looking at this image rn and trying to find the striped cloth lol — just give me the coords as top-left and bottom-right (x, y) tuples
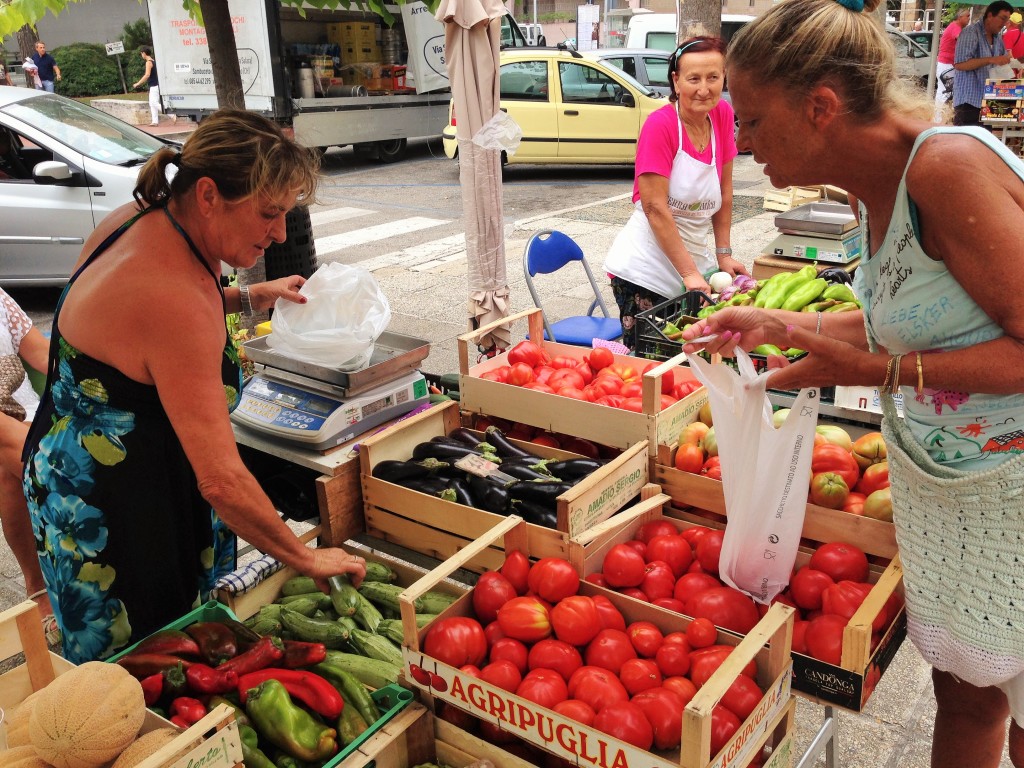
(214, 554), (287, 596)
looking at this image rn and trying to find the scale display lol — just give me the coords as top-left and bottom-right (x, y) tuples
(232, 370), (428, 449)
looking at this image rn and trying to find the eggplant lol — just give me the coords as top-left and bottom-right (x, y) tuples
(412, 441), (486, 463)
(484, 426), (536, 459)
(447, 428), (496, 453)
(511, 499), (559, 528)
(508, 480), (573, 505)
(396, 475), (450, 496)
(543, 458), (604, 482)
(372, 459), (451, 484)
(500, 463), (556, 482)
(445, 477), (476, 508)
(469, 475), (513, 515)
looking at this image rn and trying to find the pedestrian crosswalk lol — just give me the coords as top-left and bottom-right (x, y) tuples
(313, 216), (451, 258)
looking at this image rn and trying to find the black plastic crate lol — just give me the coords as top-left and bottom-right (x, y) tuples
(263, 206), (318, 281)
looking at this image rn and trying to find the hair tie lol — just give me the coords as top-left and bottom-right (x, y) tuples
(168, 154), (181, 167)
(834, 0), (865, 11)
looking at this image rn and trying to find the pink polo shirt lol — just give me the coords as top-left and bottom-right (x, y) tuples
(938, 22), (964, 65)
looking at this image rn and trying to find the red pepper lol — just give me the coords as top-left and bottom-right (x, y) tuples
(170, 715), (192, 729)
(185, 622), (238, 666)
(133, 629), (201, 658)
(185, 663), (239, 695)
(117, 653), (194, 680)
(140, 673), (164, 707)
(281, 640), (327, 669)
(238, 669), (344, 720)
(170, 697), (207, 726)
(163, 662), (189, 699)
(217, 635), (285, 676)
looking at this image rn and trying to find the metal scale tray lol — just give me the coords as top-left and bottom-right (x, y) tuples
(774, 202), (857, 238)
(242, 332), (430, 397)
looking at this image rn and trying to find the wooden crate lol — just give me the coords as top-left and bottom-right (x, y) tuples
(0, 601), (242, 768)
(635, 488), (905, 712)
(763, 186), (823, 212)
(400, 516), (795, 768)
(458, 308), (708, 453)
(359, 400), (652, 573)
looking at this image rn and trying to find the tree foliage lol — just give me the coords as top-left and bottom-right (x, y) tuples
(120, 17), (151, 51)
(53, 41), (145, 97)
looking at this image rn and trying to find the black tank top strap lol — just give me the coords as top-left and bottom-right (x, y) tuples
(163, 207), (227, 307)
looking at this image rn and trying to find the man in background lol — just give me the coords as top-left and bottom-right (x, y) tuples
(936, 7), (972, 121)
(1004, 11), (1024, 73)
(31, 42), (61, 93)
(952, 0), (1013, 126)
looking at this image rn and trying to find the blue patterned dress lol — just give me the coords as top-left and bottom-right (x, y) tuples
(22, 207), (240, 663)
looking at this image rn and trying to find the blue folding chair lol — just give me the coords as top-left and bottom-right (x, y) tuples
(522, 229), (623, 346)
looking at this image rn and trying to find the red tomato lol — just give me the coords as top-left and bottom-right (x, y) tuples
(516, 668), (569, 708)
(480, 659), (522, 692)
(680, 526), (711, 548)
(673, 380), (702, 400)
(590, 376), (623, 397)
(478, 720), (517, 744)
(560, 436), (601, 458)
(585, 347), (615, 373)
(674, 572), (721, 604)
(843, 491), (866, 515)
(527, 558), (580, 603)
(855, 461), (890, 496)
(473, 571), (518, 624)
(423, 617), (487, 668)
(619, 658), (662, 695)
(584, 628), (637, 674)
(528, 638), (583, 682)
(549, 368), (586, 390)
(500, 550), (531, 595)
(458, 664), (481, 678)
(550, 355), (582, 370)
(710, 705), (741, 756)
(720, 674), (764, 721)
(684, 586), (760, 635)
(523, 382), (556, 394)
(603, 543), (647, 588)
(805, 614), (848, 665)
(621, 588), (650, 602)
(821, 580), (875, 623)
(652, 597), (687, 612)
(480, 367), (511, 383)
(662, 676), (698, 708)
(530, 432), (561, 449)
(695, 529), (725, 574)
(626, 621), (664, 657)
(438, 702), (475, 731)
(654, 641), (691, 677)
(851, 431), (887, 470)
(489, 637), (529, 674)
(686, 617), (718, 648)
(605, 363), (640, 384)
(592, 702), (654, 750)
(553, 698), (597, 726)
(507, 362), (535, 387)
(567, 666), (629, 712)
(550, 595), (601, 647)
(640, 560), (676, 602)
(533, 365), (556, 385)
(636, 520), (678, 544)
(496, 596), (551, 642)
(508, 341), (545, 368)
(701, 455), (722, 481)
(483, 620), (505, 647)
(508, 425), (536, 441)
(809, 471), (850, 509)
(573, 362), (594, 385)
(662, 631), (690, 647)
(622, 539), (647, 559)
(809, 542), (870, 583)
(792, 620), (810, 654)
(620, 381), (644, 399)
(591, 595), (627, 631)
(689, 645), (757, 688)
(643, 361), (676, 395)
(811, 443), (861, 491)
(595, 394), (626, 408)
(674, 443), (705, 473)
(789, 567), (836, 611)
(584, 572), (607, 587)
(619, 397), (645, 412)
(632, 687), (685, 750)
(646, 535), (694, 577)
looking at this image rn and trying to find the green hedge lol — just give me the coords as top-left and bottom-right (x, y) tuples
(54, 43), (146, 98)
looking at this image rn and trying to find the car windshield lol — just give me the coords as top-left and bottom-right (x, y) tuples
(603, 64), (654, 96)
(3, 94), (165, 166)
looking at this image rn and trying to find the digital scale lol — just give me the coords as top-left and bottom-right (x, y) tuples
(231, 332), (431, 450)
(766, 202), (861, 264)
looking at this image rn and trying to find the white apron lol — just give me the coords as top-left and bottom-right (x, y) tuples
(605, 111), (721, 298)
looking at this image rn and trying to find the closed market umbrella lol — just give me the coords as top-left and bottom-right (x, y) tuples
(436, 0), (511, 352)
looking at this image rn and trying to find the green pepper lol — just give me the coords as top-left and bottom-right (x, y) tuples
(752, 344), (786, 357)
(825, 301), (861, 312)
(239, 725), (277, 768)
(210, 695), (251, 728)
(822, 283), (858, 303)
(781, 277), (827, 312)
(768, 267), (818, 310)
(245, 679), (338, 762)
(783, 347), (806, 358)
(801, 299), (841, 313)
(754, 272), (794, 308)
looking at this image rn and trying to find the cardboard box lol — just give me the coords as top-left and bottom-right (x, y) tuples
(343, 44), (383, 64)
(752, 255), (860, 281)
(327, 21), (378, 47)
(832, 385), (905, 417)
(359, 400), (652, 573)
(981, 99), (1022, 122)
(984, 79), (1024, 98)
(0, 601), (242, 768)
(459, 308), (708, 452)
(401, 515), (796, 768)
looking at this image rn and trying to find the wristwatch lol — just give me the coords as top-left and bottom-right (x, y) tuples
(239, 286), (254, 316)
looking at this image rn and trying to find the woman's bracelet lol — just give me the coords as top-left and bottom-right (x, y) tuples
(815, 311), (822, 335)
(882, 353), (904, 394)
(915, 352), (924, 395)
(715, 247), (733, 256)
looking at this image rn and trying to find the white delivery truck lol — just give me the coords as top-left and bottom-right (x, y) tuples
(148, 0), (527, 162)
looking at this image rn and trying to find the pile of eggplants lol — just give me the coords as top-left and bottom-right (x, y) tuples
(370, 426), (604, 528)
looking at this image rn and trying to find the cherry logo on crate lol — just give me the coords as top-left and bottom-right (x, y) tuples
(408, 657), (448, 693)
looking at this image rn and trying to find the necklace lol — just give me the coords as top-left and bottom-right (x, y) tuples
(681, 114), (711, 152)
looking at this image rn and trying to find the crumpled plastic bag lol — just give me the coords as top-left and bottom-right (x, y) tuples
(472, 111), (522, 154)
(267, 262), (391, 371)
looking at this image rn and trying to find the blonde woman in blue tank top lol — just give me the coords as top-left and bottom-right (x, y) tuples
(682, 0), (1024, 765)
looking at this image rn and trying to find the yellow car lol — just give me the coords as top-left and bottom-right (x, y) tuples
(441, 47), (666, 166)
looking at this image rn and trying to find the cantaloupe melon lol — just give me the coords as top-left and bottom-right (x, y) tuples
(1, 745), (52, 768)
(6, 688), (45, 748)
(110, 728), (179, 768)
(28, 661), (146, 768)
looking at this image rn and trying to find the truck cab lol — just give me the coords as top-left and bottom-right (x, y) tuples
(625, 13), (754, 51)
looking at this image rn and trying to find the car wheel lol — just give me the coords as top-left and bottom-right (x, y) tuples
(377, 138), (408, 163)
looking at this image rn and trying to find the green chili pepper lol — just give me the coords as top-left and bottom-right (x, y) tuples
(245, 679), (338, 763)
(209, 695), (251, 728)
(752, 344), (786, 357)
(767, 267), (818, 310)
(822, 283), (858, 303)
(239, 725), (277, 768)
(754, 271), (795, 308)
(781, 277), (827, 312)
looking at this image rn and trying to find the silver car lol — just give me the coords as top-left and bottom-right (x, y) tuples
(588, 48), (673, 97)
(0, 86), (170, 286)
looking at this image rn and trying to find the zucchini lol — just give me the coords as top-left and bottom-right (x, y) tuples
(357, 582), (407, 613)
(323, 651), (400, 689)
(376, 619), (404, 645)
(336, 615), (359, 633)
(336, 695), (370, 745)
(274, 597), (319, 617)
(279, 609), (350, 649)
(363, 561), (398, 584)
(419, 591), (459, 615)
(353, 590), (384, 633)
(349, 628), (403, 667)
(314, 662), (382, 729)
(329, 575), (360, 617)
(280, 575), (319, 596)
(277, 592), (333, 613)
(247, 603), (284, 623)
(246, 618), (283, 637)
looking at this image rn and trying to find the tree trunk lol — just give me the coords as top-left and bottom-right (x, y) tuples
(677, 0), (720, 40)
(198, 0), (245, 109)
(16, 23), (36, 63)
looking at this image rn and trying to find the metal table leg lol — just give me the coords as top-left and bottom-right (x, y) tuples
(796, 705), (837, 768)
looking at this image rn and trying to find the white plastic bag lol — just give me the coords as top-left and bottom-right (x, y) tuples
(267, 262), (392, 371)
(990, 63), (1017, 80)
(686, 350), (820, 604)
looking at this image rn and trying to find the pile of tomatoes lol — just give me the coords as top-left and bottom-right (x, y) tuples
(588, 518), (902, 666)
(476, 341), (702, 412)
(672, 415), (892, 521)
(421, 551), (766, 759)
